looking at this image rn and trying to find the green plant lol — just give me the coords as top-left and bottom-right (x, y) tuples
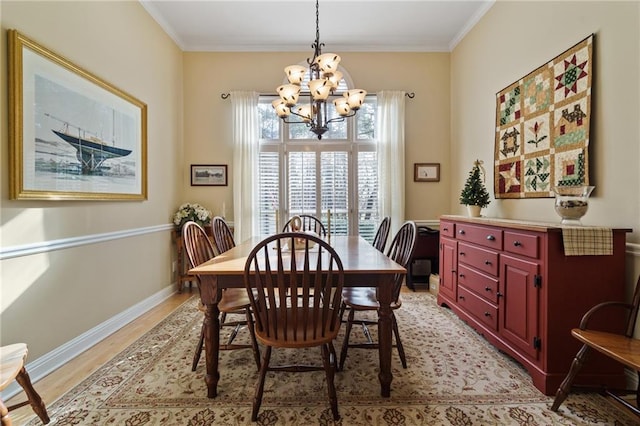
(459, 160), (491, 208)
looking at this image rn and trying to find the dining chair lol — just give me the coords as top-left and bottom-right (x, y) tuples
(338, 220), (417, 371)
(182, 221), (261, 372)
(212, 216), (235, 254)
(282, 214), (327, 236)
(0, 343), (50, 425)
(372, 216), (391, 252)
(551, 274), (640, 415)
(244, 232), (344, 422)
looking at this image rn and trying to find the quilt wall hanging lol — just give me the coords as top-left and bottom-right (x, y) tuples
(494, 34), (593, 198)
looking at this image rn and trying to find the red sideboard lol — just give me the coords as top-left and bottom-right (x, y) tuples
(437, 215), (631, 395)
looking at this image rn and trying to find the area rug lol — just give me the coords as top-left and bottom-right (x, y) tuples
(27, 292), (638, 425)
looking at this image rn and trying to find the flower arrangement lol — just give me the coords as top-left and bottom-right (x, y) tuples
(172, 203), (212, 230)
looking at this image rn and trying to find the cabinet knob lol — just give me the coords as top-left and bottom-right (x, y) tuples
(496, 291), (503, 298)
(459, 295), (465, 300)
(459, 252), (465, 256)
(458, 229), (466, 235)
(484, 312), (491, 317)
(513, 241), (522, 247)
(486, 235), (495, 241)
(443, 227), (449, 232)
(459, 273), (465, 278)
(485, 286), (492, 292)
(484, 260), (492, 265)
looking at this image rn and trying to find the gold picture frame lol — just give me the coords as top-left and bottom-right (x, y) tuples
(414, 163), (440, 182)
(8, 29), (148, 200)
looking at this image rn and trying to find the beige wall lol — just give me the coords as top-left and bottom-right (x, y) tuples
(451, 1), (640, 292)
(1, 1), (183, 359)
(2, 0), (639, 366)
(182, 51), (452, 221)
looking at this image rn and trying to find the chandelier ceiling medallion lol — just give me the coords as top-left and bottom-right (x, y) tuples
(271, 0), (367, 140)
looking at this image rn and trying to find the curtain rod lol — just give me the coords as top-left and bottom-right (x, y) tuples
(220, 92), (415, 100)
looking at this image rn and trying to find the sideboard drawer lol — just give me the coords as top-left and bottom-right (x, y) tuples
(458, 264), (499, 304)
(456, 223), (503, 250)
(458, 242), (499, 276)
(457, 286), (498, 331)
(504, 231), (540, 259)
(440, 221), (455, 238)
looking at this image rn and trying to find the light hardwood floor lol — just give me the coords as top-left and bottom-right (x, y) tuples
(5, 289), (195, 425)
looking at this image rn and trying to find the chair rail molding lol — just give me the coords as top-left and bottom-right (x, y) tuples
(0, 224), (173, 260)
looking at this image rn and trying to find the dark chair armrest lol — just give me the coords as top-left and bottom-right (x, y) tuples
(579, 301), (633, 329)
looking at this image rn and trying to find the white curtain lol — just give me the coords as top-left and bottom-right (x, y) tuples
(231, 91), (259, 242)
(377, 90), (406, 236)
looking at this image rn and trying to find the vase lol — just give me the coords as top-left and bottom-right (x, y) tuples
(554, 185), (595, 225)
(467, 205), (482, 217)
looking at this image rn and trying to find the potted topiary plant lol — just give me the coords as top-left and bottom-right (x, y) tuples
(459, 159), (491, 217)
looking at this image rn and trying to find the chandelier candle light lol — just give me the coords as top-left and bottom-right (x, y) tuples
(271, 0), (367, 140)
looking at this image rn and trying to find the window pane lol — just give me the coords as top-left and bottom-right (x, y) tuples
(258, 152), (279, 235)
(288, 152), (316, 215)
(358, 151), (379, 242)
(357, 100), (376, 140)
(321, 152), (349, 235)
(259, 100), (280, 140)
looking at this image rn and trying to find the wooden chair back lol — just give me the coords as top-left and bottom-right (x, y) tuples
(387, 221), (417, 303)
(212, 216), (235, 253)
(181, 220), (218, 297)
(372, 216), (391, 252)
(182, 221), (216, 269)
(244, 232), (344, 345)
(282, 214), (327, 237)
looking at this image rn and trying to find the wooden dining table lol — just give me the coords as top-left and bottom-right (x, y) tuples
(189, 235), (406, 399)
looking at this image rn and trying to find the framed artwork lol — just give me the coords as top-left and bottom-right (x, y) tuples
(494, 34), (593, 199)
(414, 163), (440, 182)
(8, 29), (147, 201)
(191, 164), (228, 186)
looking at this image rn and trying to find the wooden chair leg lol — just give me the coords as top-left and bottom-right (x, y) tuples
(192, 321), (205, 371)
(245, 308), (261, 370)
(391, 314), (407, 368)
(252, 346), (271, 422)
(15, 367), (50, 424)
(321, 343), (340, 421)
(0, 399), (12, 426)
(339, 309), (355, 371)
(338, 301), (347, 323)
(637, 371), (640, 408)
(219, 312), (227, 329)
(551, 344), (591, 411)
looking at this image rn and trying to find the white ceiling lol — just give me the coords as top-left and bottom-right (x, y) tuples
(140, 0), (495, 52)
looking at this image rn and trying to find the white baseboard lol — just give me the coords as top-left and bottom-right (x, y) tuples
(2, 285), (176, 400)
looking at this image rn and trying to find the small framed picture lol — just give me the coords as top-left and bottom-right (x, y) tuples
(191, 164), (227, 186)
(414, 163), (440, 182)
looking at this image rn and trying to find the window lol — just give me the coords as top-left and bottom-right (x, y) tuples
(257, 88), (379, 241)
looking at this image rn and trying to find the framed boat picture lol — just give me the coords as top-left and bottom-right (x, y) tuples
(191, 164), (228, 186)
(8, 29), (147, 200)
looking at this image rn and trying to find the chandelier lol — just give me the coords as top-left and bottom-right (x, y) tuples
(271, 0), (367, 140)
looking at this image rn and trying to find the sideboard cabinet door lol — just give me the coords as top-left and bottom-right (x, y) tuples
(499, 254), (540, 359)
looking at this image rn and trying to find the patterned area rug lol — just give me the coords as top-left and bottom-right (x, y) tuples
(28, 292), (638, 425)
